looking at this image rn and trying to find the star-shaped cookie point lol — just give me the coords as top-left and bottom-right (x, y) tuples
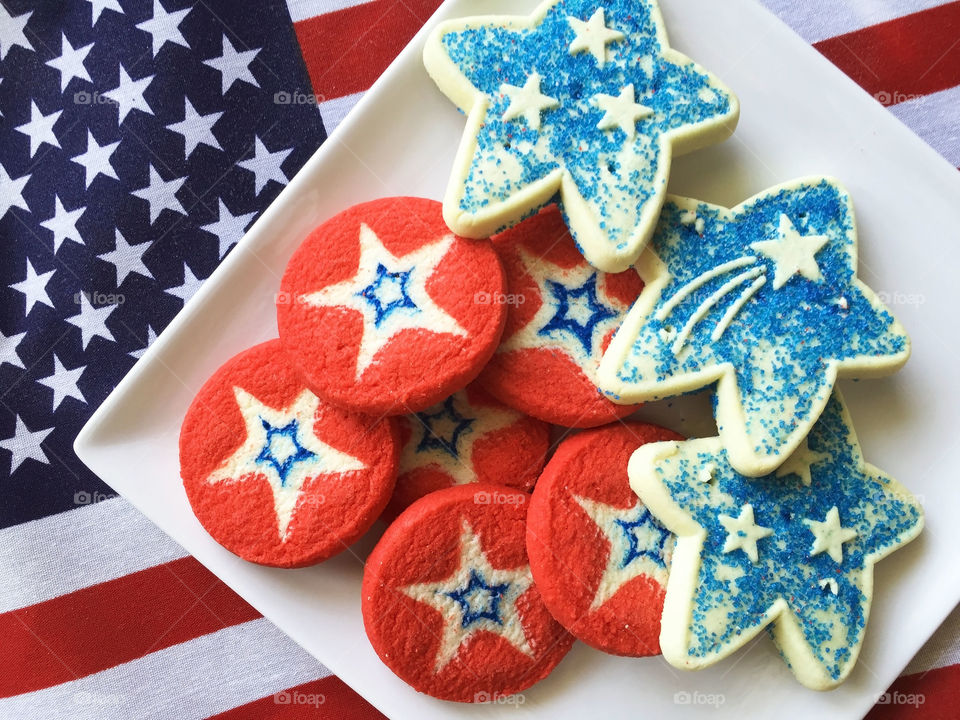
(425, 0), (739, 272)
(594, 85), (652, 138)
(208, 388), (366, 539)
(600, 178), (911, 476)
(574, 496), (670, 609)
(628, 393), (923, 689)
(718, 504), (773, 564)
(402, 520), (533, 671)
(300, 223), (467, 380)
(804, 506), (858, 564)
(567, 8), (623, 67)
(501, 72), (559, 130)
(751, 214), (830, 290)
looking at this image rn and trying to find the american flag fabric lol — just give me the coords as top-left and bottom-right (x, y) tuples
(0, 0), (957, 717)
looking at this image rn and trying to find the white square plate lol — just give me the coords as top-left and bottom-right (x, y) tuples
(75, 0), (960, 717)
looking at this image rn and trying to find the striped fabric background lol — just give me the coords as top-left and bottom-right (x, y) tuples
(2, 0), (958, 718)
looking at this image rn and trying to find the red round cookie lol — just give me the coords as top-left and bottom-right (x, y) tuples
(179, 340), (398, 568)
(385, 383), (550, 521)
(477, 204), (643, 427)
(362, 484), (573, 702)
(526, 422), (683, 656)
(277, 197), (506, 415)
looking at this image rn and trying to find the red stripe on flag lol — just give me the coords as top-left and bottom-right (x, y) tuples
(207, 675), (387, 720)
(814, 1), (960, 105)
(866, 663), (960, 720)
(293, 0), (444, 102)
(0, 557), (260, 697)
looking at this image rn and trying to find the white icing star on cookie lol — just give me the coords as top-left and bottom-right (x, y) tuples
(719, 504), (772, 563)
(594, 84), (652, 139)
(501, 72), (559, 130)
(804, 506), (858, 564)
(751, 214), (829, 290)
(567, 8), (624, 67)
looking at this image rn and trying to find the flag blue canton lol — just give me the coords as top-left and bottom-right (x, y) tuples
(0, 0), (328, 529)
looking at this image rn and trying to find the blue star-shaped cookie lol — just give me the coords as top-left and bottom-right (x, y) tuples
(424, 0), (738, 272)
(628, 392), (923, 689)
(599, 177), (910, 476)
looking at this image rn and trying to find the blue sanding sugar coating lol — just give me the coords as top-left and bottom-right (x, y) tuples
(440, 0), (732, 252)
(615, 180), (908, 457)
(654, 395), (922, 680)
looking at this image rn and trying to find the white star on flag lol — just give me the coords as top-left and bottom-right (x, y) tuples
(207, 388), (366, 539)
(37, 355), (86, 412)
(132, 165), (187, 223)
(203, 35), (260, 94)
(45, 33), (94, 91)
(574, 495), (671, 609)
(0, 7), (33, 60)
(238, 136), (291, 195)
(200, 199), (255, 258)
(300, 224), (467, 380)
(98, 229), (153, 285)
(0, 416), (53, 474)
(402, 520), (533, 671)
(104, 64), (155, 122)
(40, 196), (85, 252)
(1, 330), (27, 370)
(136, 0), (192, 57)
(10, 259), (55, 315)
(167, 98), (223, 158)
(751, 214), (830, 290)
(15, 101), (62, 157)
(70, 130), (120, 188)
(0, 164), (30, 219)
(87, 0), (124, 25)
(164, 263), (205, 304)
(130, 326), (158, 360)
(66, 293), (117, 349)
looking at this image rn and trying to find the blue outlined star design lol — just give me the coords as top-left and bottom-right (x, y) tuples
(539, 274), (617, 356)
(445, 569), (510, 628)
(615, 506), (670, 569)
(415, 395), (475, 459)
(574, 495), (672, 610)
(208, 389), (366, 539)
(255, 418), (318, 488)
(358, 263), (419, 328)
(600, 178), (910, 476)
(402, 520), (533, 671)
(424, 0), (738, 272)
(628, 392), (923, 689)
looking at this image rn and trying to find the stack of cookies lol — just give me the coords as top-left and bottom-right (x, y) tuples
(179, 0), (923, 704)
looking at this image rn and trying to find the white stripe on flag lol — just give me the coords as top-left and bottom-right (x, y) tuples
(0, 498), (186, 613)
(888, 84), (960, 168)
(318, 91), (364, 134)
(905, 604), (960, 674)
(0, 618), (328, 718)
(759, 0), (949, 44)
(286, 0), (375, 23)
